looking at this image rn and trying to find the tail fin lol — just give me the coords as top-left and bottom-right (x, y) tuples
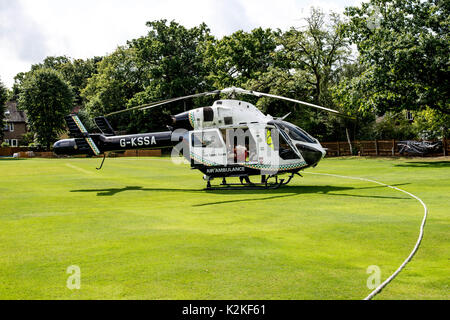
(64, 114), (101, 156)
(94, 116), (115, 136)
(65, 114), (87, 138)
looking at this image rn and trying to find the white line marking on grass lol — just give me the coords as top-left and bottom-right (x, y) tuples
(304, 172), (428, 300)
(66, 163), (93, 175)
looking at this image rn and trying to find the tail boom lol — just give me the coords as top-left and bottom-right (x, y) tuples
(54, 114), (178, 156)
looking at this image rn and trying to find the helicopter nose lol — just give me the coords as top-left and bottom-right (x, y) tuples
(53, 139), (77, 155)
(296, 144), (323, 166)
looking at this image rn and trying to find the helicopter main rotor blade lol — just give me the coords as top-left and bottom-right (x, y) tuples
(105, 97), (174, 117)
(104, 86), (348, 118)
(224, 87), (341, 114)
(139, 90), (221, 111)
(105, 90), (222, 117)
(104, 87), (258, 117)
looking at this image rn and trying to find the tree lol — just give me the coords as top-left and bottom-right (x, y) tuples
(55, 57), (102, 105)
(82, 20), (214, 133)
(81, 46), (143, 131)
(0, 78), (8, 140)
(247, 9), (352, 141)
(331, 61), (378, 140)
(127, 19), (214, 131)
(11, 72), (26, 100)
(131, 20), (213, 92)
(279, 8), (351, 106)
(18, 69), (74, 149)
(204, 28), (278, 89)
(345, 0), (450, 115)
(413, 107), (450, 140)
(14, 56), (101, 105)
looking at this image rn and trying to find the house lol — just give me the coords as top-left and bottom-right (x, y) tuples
(375, 110), (414, 123)
(2, 101), (28, 147)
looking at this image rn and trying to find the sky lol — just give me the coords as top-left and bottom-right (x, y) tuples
(0, 0), (362, 88)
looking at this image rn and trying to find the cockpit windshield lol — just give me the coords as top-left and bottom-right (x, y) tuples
(271, 121), (316, 144)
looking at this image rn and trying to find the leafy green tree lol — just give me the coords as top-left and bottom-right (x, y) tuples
(11, 72), (26, 100)
(126, 20), (214, 132)
(247, 9), (352, 141)
(247, 66), (328, 138)
(14, 56), (100, 105)
(81, 46), (143, 131)
(204, 28), (278, 89)
(0, 78), (8, 140)
(344, 0), (450, 115)
(20, 132), (36, 147)
(413, 107), (449, 140)
(279, 8), (351, 106)
(18, 69), (74, 149)
(331, 61), (378, 140)
(76, 108), (97, 133)
(56, 57), (102, 105)
(33, 56), (71, 70)
(83, 20), (214, 133)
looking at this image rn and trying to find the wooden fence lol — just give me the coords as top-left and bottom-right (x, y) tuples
(0, 140), (448, 158)
(0, 147), (30, 157)
(321, 139), (449, 157)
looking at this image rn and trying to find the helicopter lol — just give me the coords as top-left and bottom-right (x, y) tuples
(53, 87), (345, 189)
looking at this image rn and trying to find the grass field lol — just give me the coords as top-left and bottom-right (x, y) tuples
(0, 156), (448, 300)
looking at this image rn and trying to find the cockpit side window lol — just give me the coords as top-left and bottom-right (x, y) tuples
(279, 131), (300, 160)
(275, 121), (315, 143)
(266, 126), (300, 160)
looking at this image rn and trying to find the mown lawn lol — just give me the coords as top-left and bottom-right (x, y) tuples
(0, 156), (448, 299)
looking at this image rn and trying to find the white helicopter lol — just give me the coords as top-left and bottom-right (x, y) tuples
(54, 87), (344, 189)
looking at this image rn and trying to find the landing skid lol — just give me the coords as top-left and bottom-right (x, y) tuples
(204, 173), (298, 190)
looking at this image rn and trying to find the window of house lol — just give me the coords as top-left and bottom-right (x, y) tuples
(9, 123), (14, 132)
(10, 139), (18, 147)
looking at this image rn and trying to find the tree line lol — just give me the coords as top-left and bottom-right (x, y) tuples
(1, 0), (448, 150)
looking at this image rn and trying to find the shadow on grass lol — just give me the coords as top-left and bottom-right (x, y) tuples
(195, 184), (411, 206)
(394, 161), (450, 168)
(71, 183), (411, 204)
(69, 185), (196, 196)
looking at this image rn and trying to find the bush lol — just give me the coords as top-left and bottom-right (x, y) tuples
(372, 112), (417, 140)
(20, 132), (35, 146)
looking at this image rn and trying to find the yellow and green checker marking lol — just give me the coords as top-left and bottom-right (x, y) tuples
(71, 115), (101, 156)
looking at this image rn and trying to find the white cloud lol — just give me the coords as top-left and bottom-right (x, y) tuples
(0, 0), (49, 86)
(0, 0), (361, 88)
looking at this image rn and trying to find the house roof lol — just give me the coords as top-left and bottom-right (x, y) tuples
(4, 101), (27, 123)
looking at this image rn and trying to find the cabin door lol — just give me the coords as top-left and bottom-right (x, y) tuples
(190, 129), (227, 166)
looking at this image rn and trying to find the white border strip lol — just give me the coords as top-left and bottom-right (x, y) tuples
(304, 172), (428, 300)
